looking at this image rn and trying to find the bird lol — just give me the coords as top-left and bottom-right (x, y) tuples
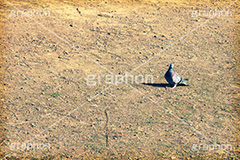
(164, 64), (189, 89)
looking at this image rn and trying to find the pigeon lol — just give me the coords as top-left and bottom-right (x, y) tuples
(164, 64), (189, 89)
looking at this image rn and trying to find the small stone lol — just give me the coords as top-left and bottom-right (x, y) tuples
(163, 121), (168, 124)
(30, 123), (35, 127)
(87, 98), (91, 102)
(91, 104), (98, 108)
(76, 8), (81, 14)
(98, 13), (111, 18)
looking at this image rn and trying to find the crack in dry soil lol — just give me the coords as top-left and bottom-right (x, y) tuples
(104, 108), (109, 148)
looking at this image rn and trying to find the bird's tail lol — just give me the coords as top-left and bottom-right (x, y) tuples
(182, 79), (190, 86)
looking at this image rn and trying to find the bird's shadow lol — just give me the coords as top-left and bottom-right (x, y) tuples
(141, 83), (187, 88)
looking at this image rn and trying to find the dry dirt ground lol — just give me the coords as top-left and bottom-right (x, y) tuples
(0, 0), (239, 159)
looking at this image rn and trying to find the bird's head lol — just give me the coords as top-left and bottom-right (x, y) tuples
(170, 63), (174, 68)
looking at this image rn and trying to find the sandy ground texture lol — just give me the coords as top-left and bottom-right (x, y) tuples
(0, 0), (240, 159)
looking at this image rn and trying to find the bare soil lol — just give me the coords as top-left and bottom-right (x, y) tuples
(0, 0), (239, 159)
